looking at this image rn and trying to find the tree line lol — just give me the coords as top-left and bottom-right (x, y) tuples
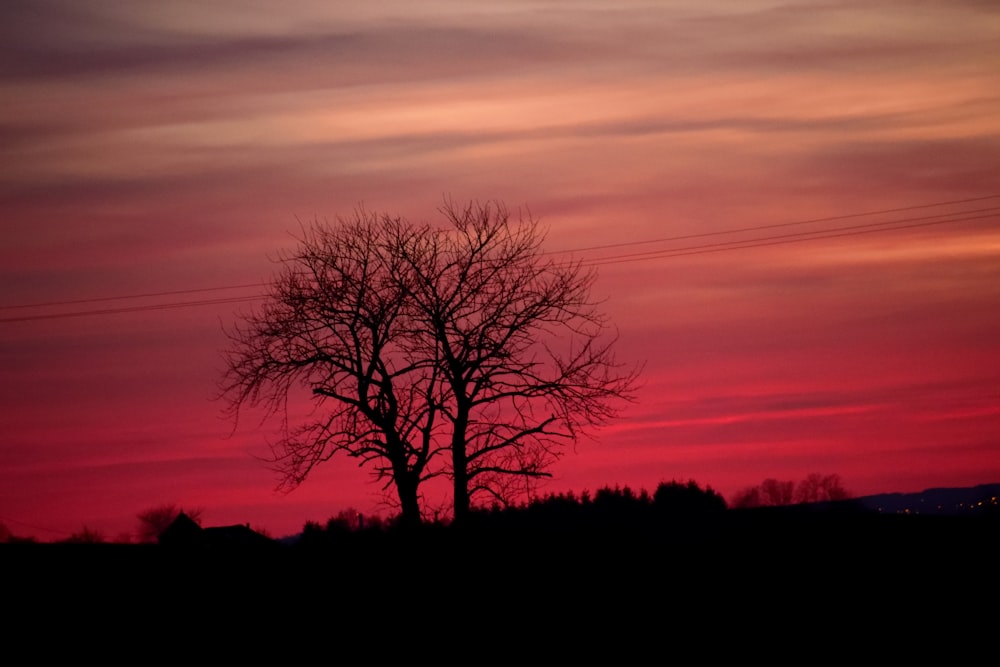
(294, 479), (728, 546)
(0, 473), (852, 544)
(730, 473), (850, 509)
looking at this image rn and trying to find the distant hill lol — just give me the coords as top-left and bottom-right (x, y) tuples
(853, 483), (1000, 515)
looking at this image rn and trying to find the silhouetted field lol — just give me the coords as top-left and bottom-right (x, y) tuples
(5, 480), (998, 636)
(3, 505), (996, 651)
(5, 507), (995, 588)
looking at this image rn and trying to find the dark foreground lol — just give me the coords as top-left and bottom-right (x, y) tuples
(4, 510), (996, 656)
(6, 509), (996, 598)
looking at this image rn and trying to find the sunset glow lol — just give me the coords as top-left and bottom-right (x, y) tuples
(2, 1), (999, 541)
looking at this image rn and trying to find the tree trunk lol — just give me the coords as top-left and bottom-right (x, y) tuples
(451, 406), (470, 524)
(385, 430), (422, 528)
(394, 471), (423, 529)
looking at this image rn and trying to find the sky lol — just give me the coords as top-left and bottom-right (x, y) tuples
(2, 0), (999, 541)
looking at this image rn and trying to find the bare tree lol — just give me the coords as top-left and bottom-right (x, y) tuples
(795, 473), (850, 504)
(220, 200), (638, 525)
(220, 210), (445, 528)
(731, 474), (851, 508)
(400, 200), (640, 522)
(730, 486), (763, 510)
(759, 478), (796, 507)
(63, 526), (106, 544)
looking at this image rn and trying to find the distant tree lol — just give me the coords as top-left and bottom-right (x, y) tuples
(731, 479), (793, 508)
(653, 480), (727, 515)
(360, 513), (388, 531)
(0, 527), (37, 544)
(730, 486), (762, 509)
(592, 485), (642, 511)
(64, 526), (105, 544)
(300, 519), (324, 540)
(0, 526), (36, 544)
(760, 479), (795, 506)
(136, 504), (203, 543)
(326, 508), (365, 534)
(795, 473), (850, 503)
(296, 520), (331, 546)
(732, 474), (851, 508)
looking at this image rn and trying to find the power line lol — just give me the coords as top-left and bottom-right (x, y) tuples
(0, 295), (265, 324)
(0, 282), (268, 311)
(0, 513), (73, 538)
(549, 193), (1000, 256)
(2, 195), (997, 323)
(10, 194), (994, 313)
(587, 209), (1000, 266)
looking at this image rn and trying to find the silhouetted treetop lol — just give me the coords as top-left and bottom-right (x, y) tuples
(220, 199), (639, 525)
(731, 473), (851, 509)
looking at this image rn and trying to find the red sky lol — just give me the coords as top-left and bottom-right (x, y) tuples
(2, 1), (999, 541)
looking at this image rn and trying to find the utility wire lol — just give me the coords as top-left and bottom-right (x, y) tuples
(587, 209), (1000, 266)
(0, 295), (265, 324)
(549, 193), (1000, 256)
(0, 513), (73, 538)
(0, 282), (268, 311)
(2, 196), (997, 323)
(9, 194), (993, 313)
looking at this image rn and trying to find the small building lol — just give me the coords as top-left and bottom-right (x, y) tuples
(158, 512), (273, 548)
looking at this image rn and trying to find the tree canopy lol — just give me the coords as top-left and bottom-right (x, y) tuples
(220, 199), (639, 526)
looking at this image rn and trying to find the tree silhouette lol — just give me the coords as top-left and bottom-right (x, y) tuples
(760, 478), (795, 506)
(731, 474), (851, 508)
(794, 473), (850, 504)
(63, 526), (105, 544)
(400, 200), (639, 522)
(653, 480), (727, 515)
(220, 200), (637, 525)
(221, 212), (441, 528)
